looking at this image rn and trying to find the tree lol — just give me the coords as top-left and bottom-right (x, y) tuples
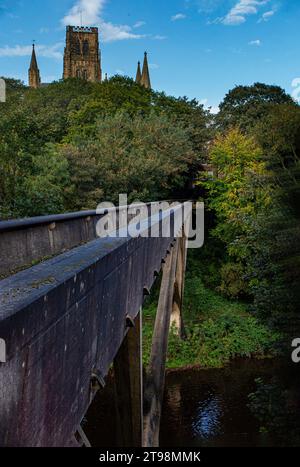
(152, 93), (212, 160)
(66, 79), (211, 163)
(61, 111), (197, 210)
(247, 104), (300, 319)
(0, 76), (211, 218)
(205, 103), (300, 317)
(66, 76), (152, 140)
(0, 77), (26, 94)
(200, 128), (272, 298)
(0, 100), (39, 217)
(217, 83), (295, 132)
(14, 144), (70, 217)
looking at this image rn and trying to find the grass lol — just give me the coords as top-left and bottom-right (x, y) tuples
(143, 251), (280, 369)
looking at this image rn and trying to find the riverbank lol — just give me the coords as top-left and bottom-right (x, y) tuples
(143, 252), (280, 370)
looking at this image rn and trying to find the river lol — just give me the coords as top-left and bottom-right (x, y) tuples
(84, 357), (300, 447)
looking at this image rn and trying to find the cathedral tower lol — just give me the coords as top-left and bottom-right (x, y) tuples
(63, 26), (102, 82)
(28, 44), (41, 89)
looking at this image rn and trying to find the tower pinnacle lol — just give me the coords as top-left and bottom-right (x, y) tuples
(28, 44), (41, 89)
(135, 61), (142, 84)
(140, 52), (151, 89)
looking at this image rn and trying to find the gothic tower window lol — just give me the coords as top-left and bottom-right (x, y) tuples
(76, 69), (81, 79)
(83, 40), (89, 56)
(74, 39), (81, 55)
(83, 70), (88, 80)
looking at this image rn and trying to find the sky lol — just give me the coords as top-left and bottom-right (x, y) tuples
(0, 0), (300, 112)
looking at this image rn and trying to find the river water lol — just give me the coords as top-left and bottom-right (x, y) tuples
(84, 357), (300, 447)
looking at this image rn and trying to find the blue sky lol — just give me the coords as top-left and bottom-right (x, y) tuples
(0, 0), (300, 111)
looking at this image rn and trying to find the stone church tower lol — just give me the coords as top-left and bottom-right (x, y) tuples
(28, 44), (41, 89)
(63, 26), (102, 82)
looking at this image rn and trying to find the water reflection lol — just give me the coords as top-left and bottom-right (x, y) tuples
(159, 359), (300, 447)
(192, 394), (222, 439)
(84, 358), (300, 447)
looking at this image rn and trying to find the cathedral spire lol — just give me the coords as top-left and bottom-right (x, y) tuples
(28, 44), (41, 89)
(135, 61), (142, 84)
(140, 52), (151, 89)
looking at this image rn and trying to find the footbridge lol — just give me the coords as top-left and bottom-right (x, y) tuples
(0, 202), (191, 447)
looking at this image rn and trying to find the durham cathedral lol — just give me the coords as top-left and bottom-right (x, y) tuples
(28, 26), (151, 89)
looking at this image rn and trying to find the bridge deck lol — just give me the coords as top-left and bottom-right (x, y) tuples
(0, 204), (190, 447)
(0, 202), (167, 278)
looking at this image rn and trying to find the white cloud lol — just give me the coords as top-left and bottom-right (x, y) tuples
(133, 21), (146, 29)
(258, 9), (275, 22)
(153, 35), (167, 40)
(62, 0), (144, 42)
(292, 78), (300, 103)
(62, 0), (106, 26)
(171, 13), (187, 21)
(221, 0), (270, 26)
(209, 106), (220, 115)
(249, 39), (261, 46)
(199, 98), (219, 114)
(196, 0), (224, 14)
(149, 63), (159, 70)
(199, 98), (208, 106)
(100, 22), (145, 42)
(0, 43), (63, 60)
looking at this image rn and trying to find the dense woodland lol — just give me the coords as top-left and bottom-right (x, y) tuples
(1, 75), (300, 346)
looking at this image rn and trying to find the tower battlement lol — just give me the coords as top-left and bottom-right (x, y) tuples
(70, 26), (98, 34)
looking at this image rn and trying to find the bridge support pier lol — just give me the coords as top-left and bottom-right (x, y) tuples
(143, 240), (179, 447)
(113, 312), (143, 447)
(170, 233), (187, 339)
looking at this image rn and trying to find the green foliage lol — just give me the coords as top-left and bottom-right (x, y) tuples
(166, 310), (278, 369)
(1, 77), (26, 95)
(143, 252), (280, 369)
(152, 92), (212, 159)
(65, 76), (152, 141)
(0, 76), (210, 218)
(244, 104), (300, 319)
(218, 262), (248, 298)
(217, 82), (295, 132)
(13, 144), (69, 217)
(61, 111), (196, 209)
(248, 378), (300, 444)
(200, 84), (300, 322)
(198, 128), (272, 298)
